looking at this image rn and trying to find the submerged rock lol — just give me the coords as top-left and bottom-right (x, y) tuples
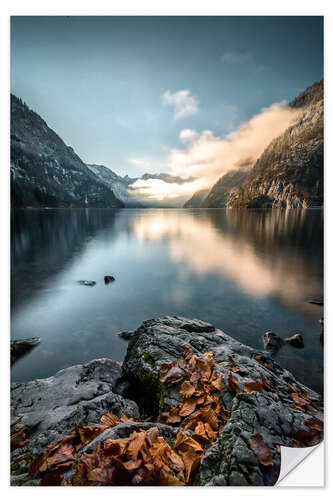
(284, 333), (304, 348)
(104, 275), (115, 284)
(263, 331), (304, 353)
(263, 331), (284, 352)
(307, 297), (324, 306)
(77, 280), (96, 287)
(11, 337), (41, 365)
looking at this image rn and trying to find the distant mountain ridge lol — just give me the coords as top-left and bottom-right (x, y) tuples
(11, 95), (124, 208)
(88, 164), (194, 207)
(201, 169), (250, 208)
(183, 189), (210, 208)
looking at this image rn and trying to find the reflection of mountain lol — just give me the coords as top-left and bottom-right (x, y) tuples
(11, 209), (119, 307)
(132, 209), (323, 308)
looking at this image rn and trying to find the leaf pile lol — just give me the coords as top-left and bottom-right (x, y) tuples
(11, 417), (30, 451)
(158, 349), (227, 445)
(29, 413), (134, 485)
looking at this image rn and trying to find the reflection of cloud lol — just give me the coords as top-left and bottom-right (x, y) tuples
(132, 210), (322, 304)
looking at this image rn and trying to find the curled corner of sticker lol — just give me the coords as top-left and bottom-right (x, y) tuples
(277, 441), (324, 486)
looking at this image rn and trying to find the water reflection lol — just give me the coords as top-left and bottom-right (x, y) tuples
(133, 209), (323, 306)
(11, 209), (323, 394)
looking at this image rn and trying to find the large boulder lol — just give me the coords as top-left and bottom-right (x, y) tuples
(11, 358), (139, 480)
(121, 316), (323, 486)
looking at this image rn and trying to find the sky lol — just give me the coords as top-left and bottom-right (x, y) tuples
(11, 16), (323, 198)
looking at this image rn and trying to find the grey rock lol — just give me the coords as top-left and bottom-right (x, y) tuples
(11, 337), (41, 364)
(284, 333), (304, 348)
(118, 330), (136, 341)
(77, 280), (96, 286)
(104, 275), (115, 284)
(11, 358), (139, 456)
(122, 316), (323, 486)
(263, 331), (284, 352)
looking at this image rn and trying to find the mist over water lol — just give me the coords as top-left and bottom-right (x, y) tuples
(11, 208), (323, 394)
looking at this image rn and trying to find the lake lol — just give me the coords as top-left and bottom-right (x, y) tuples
(11, 208), (324, 394)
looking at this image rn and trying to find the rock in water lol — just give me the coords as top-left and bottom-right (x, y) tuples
(104, 275), (115, 284)
(284, 333), (304, 348)
(263, 331), (284, 353)
(77, 280), (96, 287)
(308, 297), (324, 306)
(11, 337), (40, 364)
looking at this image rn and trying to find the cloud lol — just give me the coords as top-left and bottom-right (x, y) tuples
(129, 100), (299, 205)
(179, 129), (199, 143)
(221, 51), (269, 73)
(168, 101), (299, 190)
(163, 89), (199, 119)
(129, 158), (151, 167)
(221, 51), (253, 64)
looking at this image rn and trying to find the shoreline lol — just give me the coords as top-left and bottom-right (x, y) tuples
(10, 316), (324, 486)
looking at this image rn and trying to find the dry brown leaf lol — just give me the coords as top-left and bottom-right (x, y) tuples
(211, 374), (223, 391)
(160, 366), (185, 384)
(304, 417), (324, 432)
(243, 381), (263, 394)
(228, 371), (241, 394)
(249, 433), (274, 467)
(179, 399), (197, 417)
(294, 429), (322, 446)
(179, 380), (196, 399)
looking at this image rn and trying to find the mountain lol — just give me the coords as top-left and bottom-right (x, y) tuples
(87, 164), (140, 206)
(183, 189), (210, 208)
(227, 81), (323, 208)
(11, 95), (124, 208)
(201, 168), (250, 208)
(140, 172), (195, 184)
(88, 164), (194, 207)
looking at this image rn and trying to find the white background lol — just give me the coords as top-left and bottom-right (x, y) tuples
(0, 0), (331, 496)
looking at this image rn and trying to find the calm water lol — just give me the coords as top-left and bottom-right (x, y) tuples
(11, 208), (323, 394)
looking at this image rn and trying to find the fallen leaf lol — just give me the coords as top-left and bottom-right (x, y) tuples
(179, 380), (196, 399)
(228, 372), (241, 394)
(249, 433), (274, 467)
(179, 399), (197, 417)
(243, 381), (263, 393)
(304, 418), (323, 432)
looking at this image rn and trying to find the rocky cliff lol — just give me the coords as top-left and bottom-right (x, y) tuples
(183, 189), (210, 208)
(202, 169), (250, 208)
(10, 95), (124, 208)
(227, 81), (323, 208)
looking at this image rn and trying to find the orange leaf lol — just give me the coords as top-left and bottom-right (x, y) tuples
(228, 372), (241, 394)
(243, 381), (263, 393)
(179, 399), (197, 417)
(304, 418), (323, 432)
(179, 380), (196, 399)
